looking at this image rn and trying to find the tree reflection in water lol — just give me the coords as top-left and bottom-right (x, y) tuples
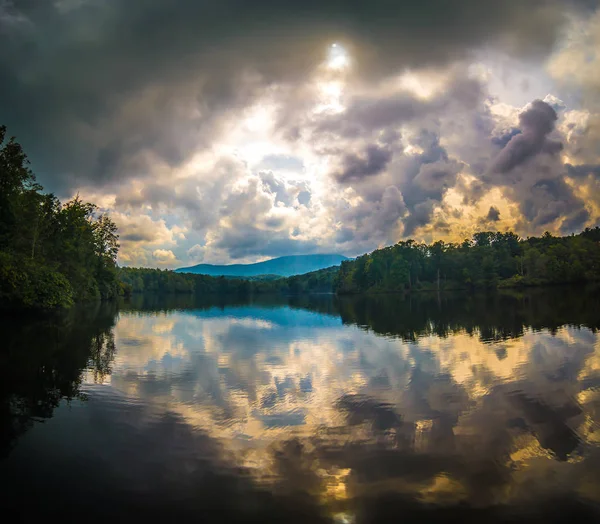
(0, 302), (118, 457)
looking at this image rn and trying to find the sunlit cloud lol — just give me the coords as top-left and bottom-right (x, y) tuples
(0, 1), (598, 267)
(327, 43), (351, 71)
(95, 303), (600, 509)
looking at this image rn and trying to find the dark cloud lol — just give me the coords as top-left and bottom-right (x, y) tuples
(403, 199), (437, 236)
(566, 163), (600, 178)
(390, 132), (461, 235)
(320, 74), (594, 244)
(318, 94), (431, 138)
(490, 100), (563, 174)
(334, 227), (355, 244)
(316, 75), (484, 141)
(432, 219), (451, 233)
(560, 208), (591, 233)
(491, 128), (521, 148)
(332, 186), (407, 246)
(0, 0), (585, 193)
(392, 131), (460, 207)
(464, 99), (597, 234)
(378, 186), (409, 230)
(214, 229), (320, 260)
(325, 122), (463, 240)
(120, 232), (153, 242)
(335, 144), (393, 182)
(413, 160), (462, 192)
(521, 100), (559, 135)
(486, 206), (501, 222)
(519, 177), (587, 229)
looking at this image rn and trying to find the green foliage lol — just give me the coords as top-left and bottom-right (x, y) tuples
(118, 265), (340, 296)
(334, 229), (600, 294)
(0, 252), (74, 308)
(119, 229), (600, 298)
(0, 126), (120, 309)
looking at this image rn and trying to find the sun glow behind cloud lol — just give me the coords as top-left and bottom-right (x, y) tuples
(327, 43), (350, 70)
(6, 1), (597, 268)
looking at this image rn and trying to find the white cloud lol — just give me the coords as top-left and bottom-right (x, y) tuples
(152, 249), (178, 266)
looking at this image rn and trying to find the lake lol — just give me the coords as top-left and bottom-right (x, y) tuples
(1, 288), (600, 522)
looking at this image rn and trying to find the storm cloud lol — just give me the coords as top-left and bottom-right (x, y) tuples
(480, 101), (591, 232)
(490, 100), (563, 174)
(335, 145), (393, 182)
(1, 0), (599, 265)
(0, 0), (589, 191)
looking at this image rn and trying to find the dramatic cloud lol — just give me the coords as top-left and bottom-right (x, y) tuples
(334, 145), (393, 183)
(490, 100), (563, 174)
(487, 206), (501, 222)
(0, 0), (590, 189)
(1, 0), (599, 265)
(480, 100), (591, 232)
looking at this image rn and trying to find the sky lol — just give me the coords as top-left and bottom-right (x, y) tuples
(1, 0), (599, 268)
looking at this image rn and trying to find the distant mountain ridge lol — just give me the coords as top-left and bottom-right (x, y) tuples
(175, 254), (349, 278)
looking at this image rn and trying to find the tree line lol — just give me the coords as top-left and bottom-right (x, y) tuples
(0, 126), (121, 309)
(119, 230), (600, 298)
(334, 229), (600, 294)
(119, 227), (600, 295)
(4, 125), (598, 307)
(118, 265), (338, 296)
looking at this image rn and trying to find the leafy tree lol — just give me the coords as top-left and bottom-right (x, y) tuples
(0, 126), (121, 309)
(333, 228), (600, 294)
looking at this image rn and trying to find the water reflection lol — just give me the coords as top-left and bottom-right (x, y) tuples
(0, 302), (118, 457)
(1, 287), (600, 522)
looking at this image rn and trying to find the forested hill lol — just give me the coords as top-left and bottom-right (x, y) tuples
(334, 228), (600, 294)
(119, 230), (600, 297)
(0, 126), (121, 309)
(175, 254), (349, 277)
(119, 265), (339, 296)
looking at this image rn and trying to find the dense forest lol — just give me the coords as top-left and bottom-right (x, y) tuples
(119, 229), (600, 297)
(0, 126), (121, 309)
(118, 265), (338, 296)
(334, 229), (600, 294)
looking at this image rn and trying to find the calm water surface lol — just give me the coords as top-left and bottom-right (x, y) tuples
(2, 289), (600, 522)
